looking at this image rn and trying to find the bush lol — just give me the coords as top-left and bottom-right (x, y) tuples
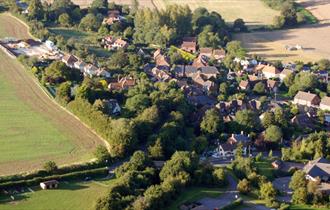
(43, 161), (58, 173)
(237, 178), (251, 194)
(222, 198), (243, 210)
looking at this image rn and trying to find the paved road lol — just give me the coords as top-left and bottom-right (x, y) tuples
(198, 175), (238, 209)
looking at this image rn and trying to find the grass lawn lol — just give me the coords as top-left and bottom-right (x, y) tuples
(160, 0), (279, 28)
(289, 204), (330, 210)
(0, 180), (111, 210)
(48, 27), (92, 40)
(166, 187), (222, 210)
(255, 159), (275, 180)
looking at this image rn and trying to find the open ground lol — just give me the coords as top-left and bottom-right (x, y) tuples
(0, 13), (105, 175)
(0, 179), (115, 210)
(235, 0), (330, 62)
(47, 0), (278, 27)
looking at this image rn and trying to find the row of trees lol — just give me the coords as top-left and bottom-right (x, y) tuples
(96, 151), (227, 210)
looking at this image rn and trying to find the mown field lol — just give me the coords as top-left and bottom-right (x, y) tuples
(0, 180), (112, 210)
(235, 0), (330, 62)
(0, 13), (105, 175)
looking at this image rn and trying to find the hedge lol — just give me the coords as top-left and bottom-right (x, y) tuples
(0, 168), (108, 189)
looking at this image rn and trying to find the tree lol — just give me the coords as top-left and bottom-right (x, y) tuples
(109, 119), (137, 158)
(289, 170), (307, 191)
(253, 82), (266, 95)
(198, 25), (221, 48)
(56, 81), (71, 105)
(91, 0), (107, 9)
(213, 168), (226, 186)
(75, 84), (93, 101)
(125, 94), (150, 114)
(94, 145), (110, 163)
(58, 13), (71, 26)
(273, 15), (285, 29)
(43, 161), (58, 173)
(233, 18), (247, 32)
(200, 108), (223, 137)
(226, 41), (246, 58)
(79, 14), (101, 31)
(237, 178), (251, 194)
(261, 111), (275, 129)
(265, 125), (282, 144)
(292, 187), (307, 204)
(235, 110), (260, 132)
(28, 0), (44, 20)
(148, 139), (164, 160)
(43, 61), (70, 84)
(260, 182), (276, 201)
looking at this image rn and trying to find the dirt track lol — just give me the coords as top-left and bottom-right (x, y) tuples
(0, 13), (106, 175)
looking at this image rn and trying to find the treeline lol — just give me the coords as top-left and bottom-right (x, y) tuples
(95, 151), (227, 210)
(262, 0), (316, 29)
(133, 5), (230, 47)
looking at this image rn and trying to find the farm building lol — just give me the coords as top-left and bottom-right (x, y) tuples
(40, 180), (59, 190)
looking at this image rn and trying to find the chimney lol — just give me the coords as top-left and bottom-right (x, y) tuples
(241, 131), (244, 135)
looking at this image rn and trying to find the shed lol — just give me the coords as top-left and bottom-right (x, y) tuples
(40, 180), (59, 190)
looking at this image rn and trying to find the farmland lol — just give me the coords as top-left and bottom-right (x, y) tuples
(0, 13), (105, 175)
(235, 0), (330, 62)
(0, 180), (111, 210)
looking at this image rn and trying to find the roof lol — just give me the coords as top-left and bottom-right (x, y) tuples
(321, 96), (330, 107)
(200, 66), (218, 75)
(62, 54), (78, 65)
(229, 134), (250, 143)
(182, 37), (197, 43)
(262, 65), (281, 74)
(239, 80), (249, 88)
(213, 49), (226, 56)
(220, 143), (236, 151)
(114, 38), (127, 46)
(267, 80), (278, 88)
(181, 41), (196, 49)
(199, 47), (213, 55)
(280, 69), (293, 76)
(304, 157), (330, 179)
(40, 180), (59, 185)
(185, 65), (198, 74)
(294, 91), (319, 102)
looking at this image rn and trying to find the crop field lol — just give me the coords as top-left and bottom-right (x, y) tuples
(161, 0), (279, 27)
(0, 13), (105, 175)
(235, 0), (330, 62)
(0, 180), (111, 210)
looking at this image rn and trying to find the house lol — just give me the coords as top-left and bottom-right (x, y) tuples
(213, 49), (226, 60)
(112, 38), (128, 49)
(103, 99), (121, 115)
(261, 65), (281, 79)
(199, 66), (219, 79)
(84, 64), (98, 77)
(304, 157), (330, 183)
(62, 54), (78, 68)
(320, 96), (330, 111)
(192, 55), (208, 68)
(151, 67), (171, 82)
(199, 47), (213, 58)
(272, 160), (284, 169)
(267, 80), (279, 92)
(74, 60), (87, 72)
(192, 73), (217, 92)
(181, 37), (197, 53)
(217, 133), (251, 157)
(108, 77), (136, 91)
(239, 80), (250, 90)
(40, 180), (59, 190)
(291, 113), (317, 130)
(154, 49), (170, 70)
(96, 68), (111, 78)
(279, 69), (292, 81)
(102, 10), (122, 25)
(293, 91), (320, 107)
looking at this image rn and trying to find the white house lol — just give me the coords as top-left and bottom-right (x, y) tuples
(74, 60), (87, 72)
(84, 64), (98, 77)
(261, 65), (281, 79)
(217, 133), (250, 157)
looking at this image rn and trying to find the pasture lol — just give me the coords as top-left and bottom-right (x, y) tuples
(0, 13), (105, 175)
(0, 180), (111, 210)
(235, 0), (330, 62)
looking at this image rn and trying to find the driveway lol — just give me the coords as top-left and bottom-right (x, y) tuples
(198, 175), (238, 209)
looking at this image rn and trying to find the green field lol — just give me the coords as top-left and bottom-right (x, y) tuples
(0, 13), (104, 175)
(0, 73), (74, 163)
(255, 159), (275, 180)
(0, 180), (111, 210)
(166, 187), (222, 210)
(160, 0), (279, 28)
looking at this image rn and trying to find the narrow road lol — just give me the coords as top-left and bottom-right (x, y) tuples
(198, 174), (238, 209)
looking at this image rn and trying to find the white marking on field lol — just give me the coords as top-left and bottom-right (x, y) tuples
(27, 187), (34, 193)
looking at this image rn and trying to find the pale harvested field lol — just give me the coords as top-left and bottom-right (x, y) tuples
(236, 0), (330, 62)
(161, 0), (279, 26)
(0, 13), (105, 175)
